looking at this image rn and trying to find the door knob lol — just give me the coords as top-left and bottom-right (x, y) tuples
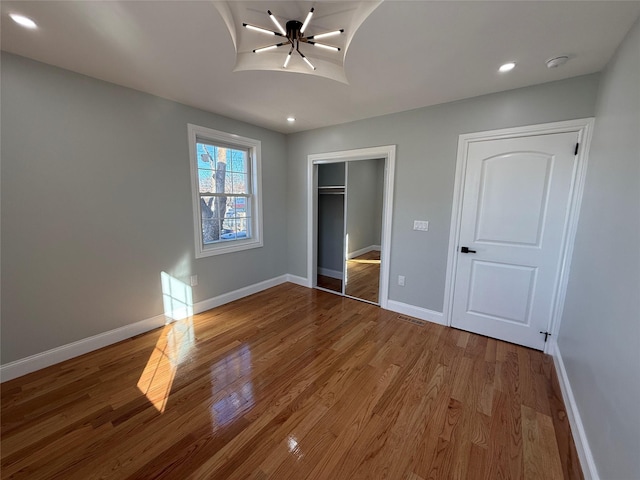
(460, 246), (476, 253)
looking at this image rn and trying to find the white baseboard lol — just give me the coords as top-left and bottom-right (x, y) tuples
(347, 244), (381, 260)
(548, 339), (600, 480)
(386, 300), (446, 326)
(1, 274), (306, 383)
(285, 274), (310, 288)
(318, 267), (343, 280)
(192, 275), (289, 314)
(0, 313), (169, 383)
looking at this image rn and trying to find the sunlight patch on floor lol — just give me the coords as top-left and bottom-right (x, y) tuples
(137, 273), (196, 412)
(349, 259), (381, 265)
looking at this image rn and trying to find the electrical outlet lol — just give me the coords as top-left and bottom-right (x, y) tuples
(190, 275), (198, 287)
(413, 220), (429, 231)
(398, 275), (405, 286)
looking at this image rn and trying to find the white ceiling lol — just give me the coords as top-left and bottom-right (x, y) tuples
(2, 1), (639, 133)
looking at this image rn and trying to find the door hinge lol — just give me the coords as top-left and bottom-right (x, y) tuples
(574, 143), (579, 155)
(540, 331), (551, 342)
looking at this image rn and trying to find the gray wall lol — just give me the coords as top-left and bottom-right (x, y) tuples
(558, 19), (640, 480)
(287, 74), (600, 312)
(1, 53), (288, 364)
(346, 159), (384, 254)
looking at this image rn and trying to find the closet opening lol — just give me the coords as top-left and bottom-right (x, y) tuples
(307, 146), (396, 308)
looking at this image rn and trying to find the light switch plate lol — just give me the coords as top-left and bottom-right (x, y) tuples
(413, 220), (429, 231)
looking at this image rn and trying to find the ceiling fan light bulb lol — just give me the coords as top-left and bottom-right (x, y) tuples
(302, 56), (316, 70)
(300, 8), (314, 33)
(313, 42), (340, 52)
(268, 11), (287, 36)
(284, 53), (292, 68)
(254, 44), (278, 53)
(244, 24), (275, 36)
(311, 30), (343, 40)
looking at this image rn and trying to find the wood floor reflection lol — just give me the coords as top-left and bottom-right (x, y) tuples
(345, 250), (380, 303)
(1, 284), (583, 479)
(316, 274), (342, 293)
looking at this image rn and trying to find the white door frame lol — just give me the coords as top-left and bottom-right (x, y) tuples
(443, 118), (594, 352)
(307, 145), (396, 309)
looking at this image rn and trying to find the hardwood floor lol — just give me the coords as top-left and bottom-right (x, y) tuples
(345, 250), (380, 303)
(316, 274), (342, 293)
(1, 284), (583, 479)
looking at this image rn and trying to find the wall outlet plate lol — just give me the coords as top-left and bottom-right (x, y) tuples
(413, 220), (429, 231)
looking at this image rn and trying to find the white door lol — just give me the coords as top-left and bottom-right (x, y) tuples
(451, 132), (579, 350)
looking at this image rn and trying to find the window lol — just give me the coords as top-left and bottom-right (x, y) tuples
(188, 124), (263, 257)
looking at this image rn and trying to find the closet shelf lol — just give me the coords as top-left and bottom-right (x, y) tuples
(318, 185), (346, 195)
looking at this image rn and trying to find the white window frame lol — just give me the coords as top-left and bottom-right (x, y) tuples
(188, 124), (263, 258)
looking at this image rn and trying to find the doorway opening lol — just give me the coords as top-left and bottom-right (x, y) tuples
(307, 145), (396, 308)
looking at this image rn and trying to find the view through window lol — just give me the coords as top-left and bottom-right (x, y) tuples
(197, 142), (251, 244)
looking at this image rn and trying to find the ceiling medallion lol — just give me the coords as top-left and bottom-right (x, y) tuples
(243, 8), (344, 71)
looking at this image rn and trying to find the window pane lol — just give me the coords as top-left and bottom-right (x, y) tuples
(225, 197), (246, 218)
(228, 150), (248, 174)
(224, 172), (233, 194)
(231, 173), (248, 194)
(198, 168), (215, 193)
(197, 144), (214, 168)
(200, 196), (228, 244)
(236, 197), (248, 218)
(220, 217), (236, 241)
(238, 217), (250, 238)
(221, 217), (249, 241)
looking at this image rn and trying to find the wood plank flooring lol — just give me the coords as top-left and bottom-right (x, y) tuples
(1, 284), (583, 479)
(345, 250), (380, 303)
(316, 274), (342, 293)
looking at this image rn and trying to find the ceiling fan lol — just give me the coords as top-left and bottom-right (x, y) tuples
(242, 8), (344, 71)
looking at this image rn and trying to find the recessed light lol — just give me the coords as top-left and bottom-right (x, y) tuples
(499, 62), (516, 73)
(287, 117), (296, 123)
(10, 13), (37, 29)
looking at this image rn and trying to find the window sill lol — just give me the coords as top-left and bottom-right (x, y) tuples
(195, 237), (263, 258)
